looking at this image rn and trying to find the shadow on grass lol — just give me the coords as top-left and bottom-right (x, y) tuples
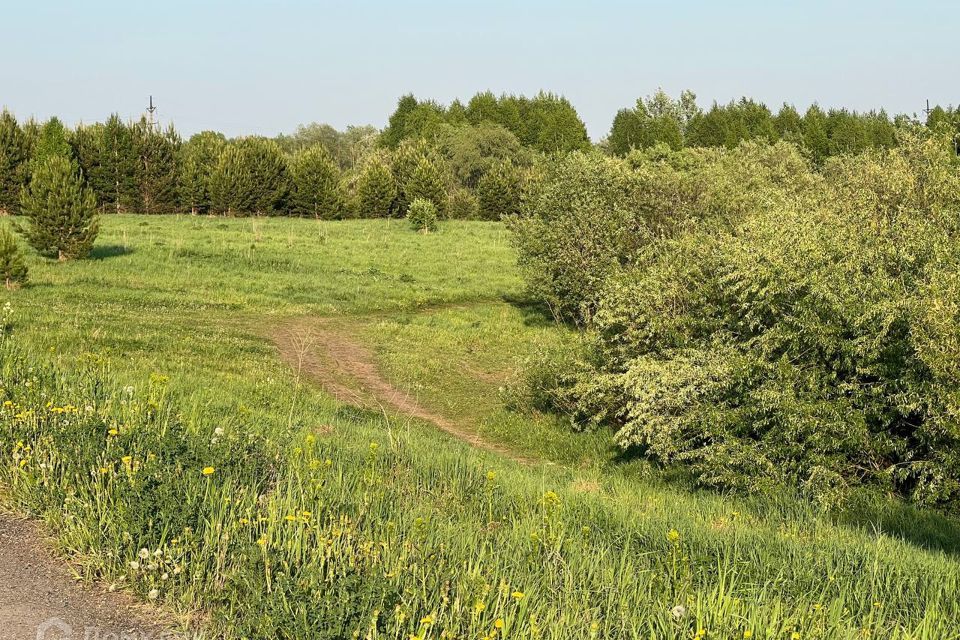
(836, 496), (960, 557)
(501, 293), (559, 328)
(91, 245), (133, 260)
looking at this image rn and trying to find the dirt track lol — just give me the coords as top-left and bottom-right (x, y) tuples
(271, 317), (531, 463)
(0, 512), (177, 640)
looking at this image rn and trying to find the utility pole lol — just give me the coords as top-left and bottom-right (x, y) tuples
(146, 95), (157, 132)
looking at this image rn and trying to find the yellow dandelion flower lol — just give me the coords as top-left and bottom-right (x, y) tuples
(792, 633), (801, 640)
(667, 529), (681, 543)
(202, 466), (215, 476)
(420, 615), (434, 626)
(743, 631), (753, 639)
(486, 470), (496, 481)
(108, 428), (118, 436)
(494, 619), (504, 629)
(511, 591), (525, 601)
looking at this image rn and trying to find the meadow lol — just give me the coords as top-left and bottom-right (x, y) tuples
(2, 214), (960, 639)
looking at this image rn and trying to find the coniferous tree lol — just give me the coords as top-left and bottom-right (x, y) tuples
(20, 155), (98, 260)
(31, 118), (72, 169)
(0, 227), (28, 289)
(70, 123), (104, 189)
(404, 156), (447, 215)
(134, 120), (180, 214)
(178, 131), (225, 214)
(477, 160), (522, 220)
(244, 137), (291, 214)
(290, 146), (342, 218)
(96, 115), (139, 212)
(0, 110), (28, 214)
(209, 144), (253, 215)
(802, 105), (830, 163)
(356, 158), (397, 218)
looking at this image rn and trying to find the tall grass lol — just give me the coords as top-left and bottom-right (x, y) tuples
(1, 216), (959, 638)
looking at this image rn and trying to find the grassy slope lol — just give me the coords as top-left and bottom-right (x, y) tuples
(2, 215), (960, 639)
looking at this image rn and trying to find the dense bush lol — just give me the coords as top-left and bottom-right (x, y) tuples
(554, 130), (960, 507)
(20, 155), (99, 260)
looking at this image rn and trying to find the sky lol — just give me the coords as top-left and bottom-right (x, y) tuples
(2, 0), (956, 141)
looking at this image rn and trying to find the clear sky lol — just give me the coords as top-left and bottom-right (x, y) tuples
(2, 0), (956, 140)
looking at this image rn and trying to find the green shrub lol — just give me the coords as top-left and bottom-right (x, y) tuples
(407, 197), (438, 233)
(19, 155), (99, 260)
(563, 130), (960, 507)
(0, 228), (28, 288)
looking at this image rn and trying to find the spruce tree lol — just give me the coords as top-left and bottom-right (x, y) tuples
(477, 160), (521, 220)
(0, 110), (28, 214)
(0, 227), (28, 289)
(290, 146), (342, 218)
(20, 155), (98, 260)
(404, 156), (446, 216)
(356, 158), (397, 218)
(31, 118), (72, 169)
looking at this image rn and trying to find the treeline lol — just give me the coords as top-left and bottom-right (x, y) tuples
(1, 91), (958, 219)
(607, 89), (960, 161)
(0, 96), (541, 220)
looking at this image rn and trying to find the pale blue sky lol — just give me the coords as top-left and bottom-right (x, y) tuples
(2, 1), (956, 140)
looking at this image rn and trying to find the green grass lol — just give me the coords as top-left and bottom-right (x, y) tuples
(1, 214), (960, 639)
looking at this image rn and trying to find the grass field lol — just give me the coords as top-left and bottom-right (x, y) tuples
(2, 215), (960, 639)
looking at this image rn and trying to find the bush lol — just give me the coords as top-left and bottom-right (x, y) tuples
(355, 157), (396, 218)
(446, 188), (479, 219)
(0, 228), (28, 288)
(407, 198), (438, 233)
(506, 152), (658, 325)
(19, 155), (99, 260)
(562, 130), (960, 507)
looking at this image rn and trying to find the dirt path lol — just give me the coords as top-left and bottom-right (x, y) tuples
(272, 317), (531, 463)
(0, 512), (178, 640)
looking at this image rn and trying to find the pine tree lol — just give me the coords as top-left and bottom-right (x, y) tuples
(477, 161), (521, 220)
(210, 145), (254, 215)
(390, 139), (432, 215)
(70, 123), (104, 189)
(134, 120), (180, 214)
(95, 115), (139, 213)
(178, 131), (225, 214)
(243, 138), (291, 214)
(31, 118), (72, 169)
(403, 156), (446, 216)
(407, 197), (438, 233)
(356, 158), (397, 218)
(20, 155), (98, 260)
(291, 146), (342, 218)
(0, 227), (28, 288)
(0, 110), (28, 214)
